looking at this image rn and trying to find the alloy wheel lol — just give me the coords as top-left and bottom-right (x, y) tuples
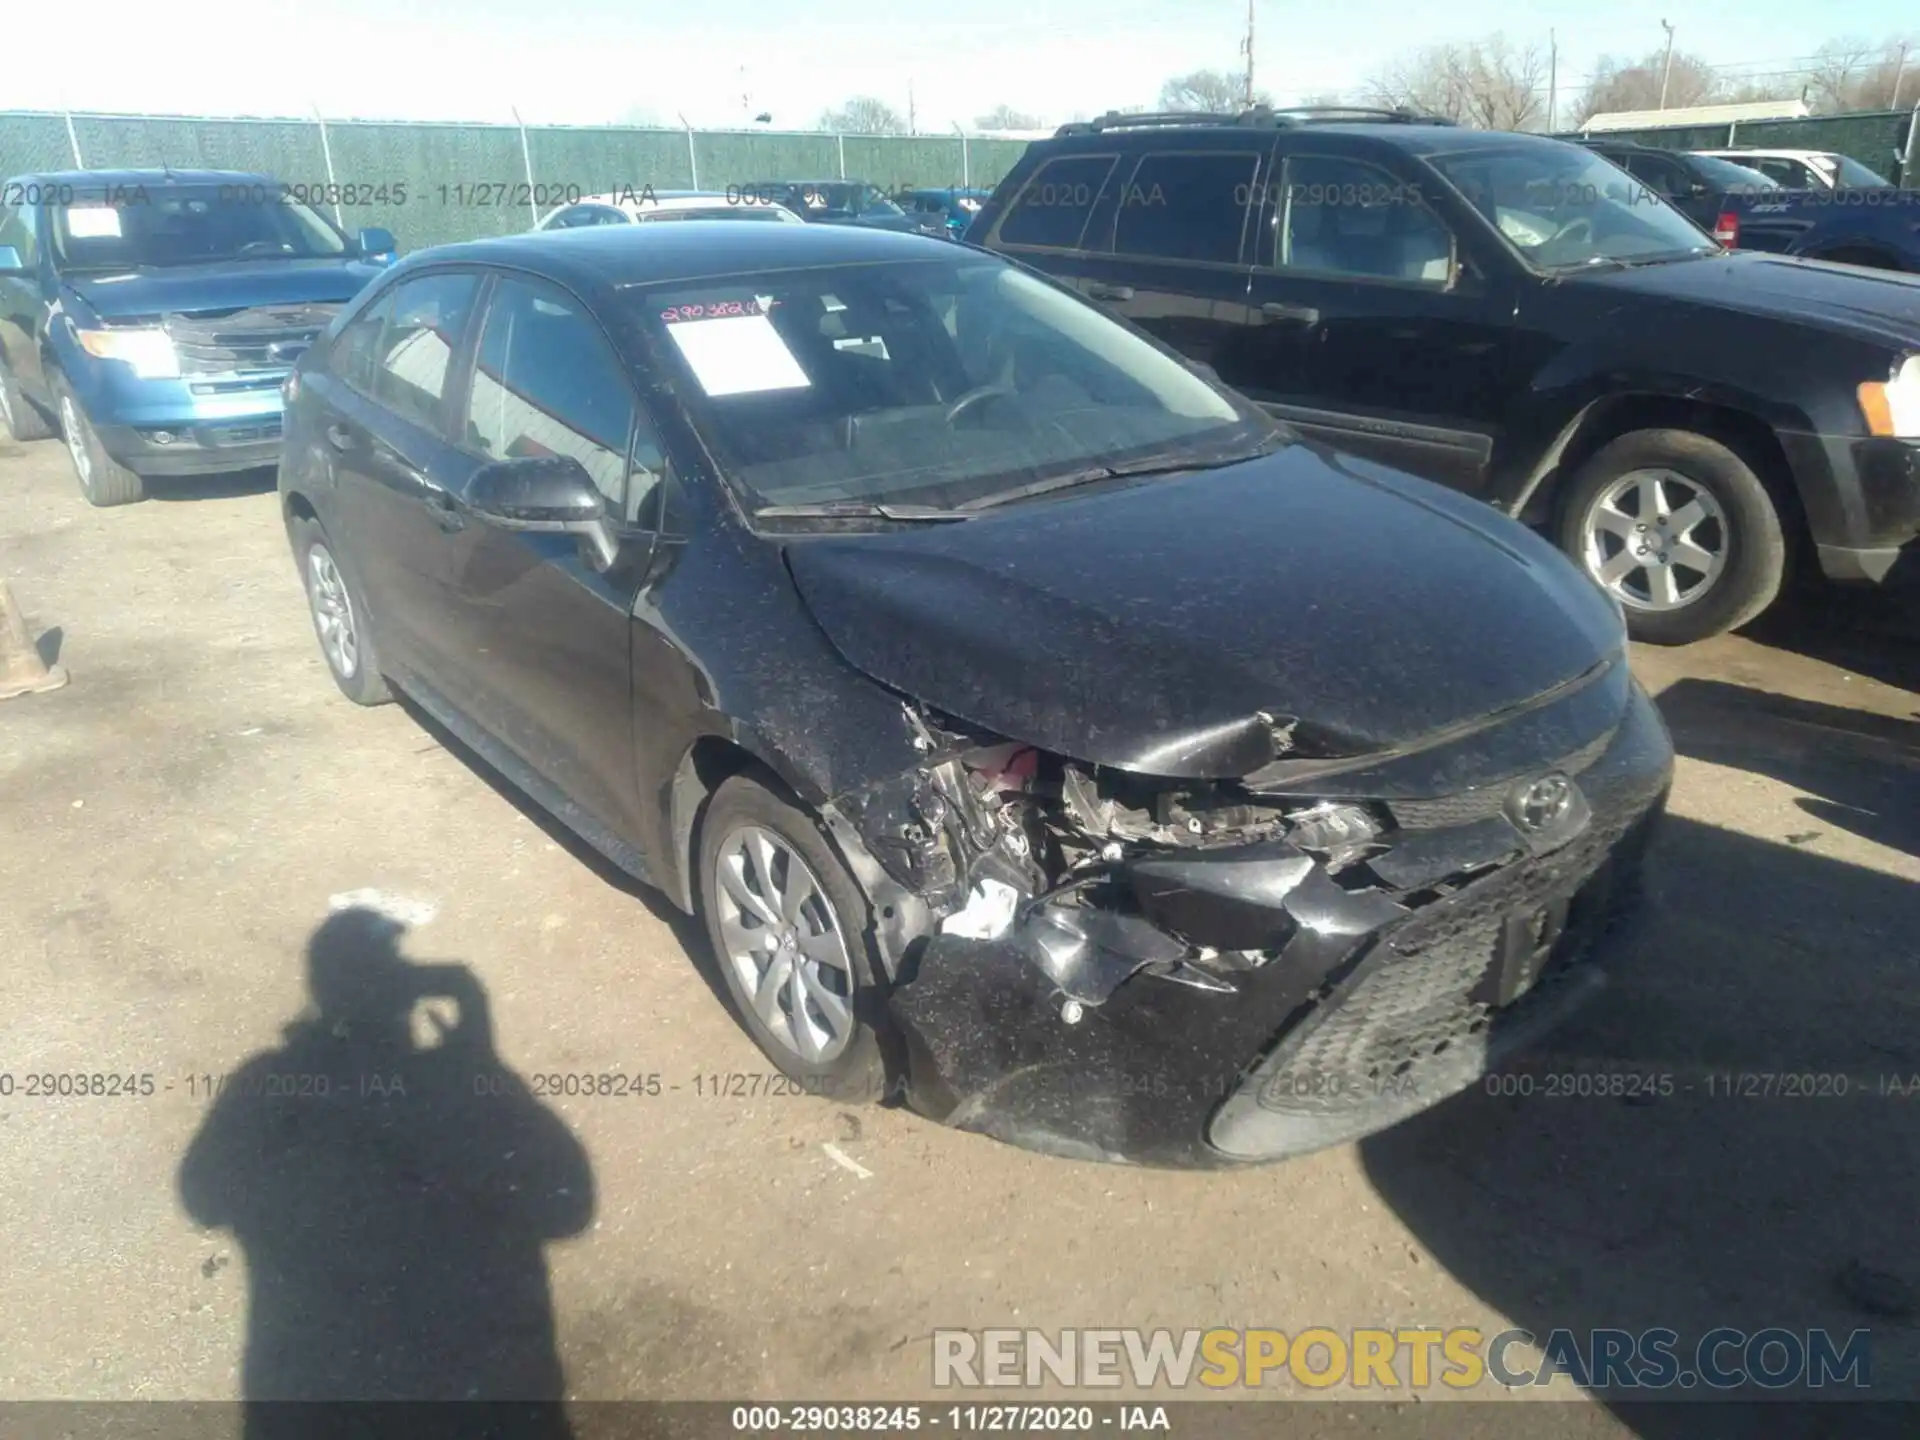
(60, 396), (93, 494)
(306, 543), (360, 679)
(712, 824), (856, 1063)
(1579, 468), (1728, 612)
(0, 375), (14, 437)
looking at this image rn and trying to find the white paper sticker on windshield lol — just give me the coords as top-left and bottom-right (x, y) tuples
(664, 313), (811, 397)
(66, 206), (123, 238)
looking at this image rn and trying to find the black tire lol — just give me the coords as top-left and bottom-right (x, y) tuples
(1556, 428), (1788, 646)
(0, 362), (55, 442)
(52, 375), (145, 506)
(696, 772), (890, 1104)
(289, 514), (391, 705)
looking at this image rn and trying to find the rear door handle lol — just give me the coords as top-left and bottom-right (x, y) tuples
(1261, 301), (1320, 324)
(1087, 283), (1135, 301)
(324, 422), (355, 452)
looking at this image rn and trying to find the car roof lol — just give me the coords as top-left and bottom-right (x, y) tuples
(1030, 121), (1576, 159)
(576, 191), (776, 210)
(409, 221), (960, 294)
(5, 167), (273, 188)
(1695, 148), (1834, 160)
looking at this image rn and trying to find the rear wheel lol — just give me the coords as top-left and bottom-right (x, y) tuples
(1557, 428), (1788, 645)
(696, 773), (889, 1103)
(290, 514), (390, 705)
(54, 378), (145, 506)
(0, 362), (55, 442)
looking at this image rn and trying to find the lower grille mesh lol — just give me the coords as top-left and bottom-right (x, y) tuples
(1253, 803), (1656, 1120)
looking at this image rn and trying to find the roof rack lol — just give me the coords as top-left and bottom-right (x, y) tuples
(1053, 104), (1456, 137)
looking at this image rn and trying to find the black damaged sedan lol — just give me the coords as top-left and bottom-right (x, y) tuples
(277, 222), (1673, 1167)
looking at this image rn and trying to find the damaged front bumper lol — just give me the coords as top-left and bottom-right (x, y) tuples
(879, 684), (1673, 1168)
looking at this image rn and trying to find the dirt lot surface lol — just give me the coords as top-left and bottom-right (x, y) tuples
(2, 430), (1917, 1428)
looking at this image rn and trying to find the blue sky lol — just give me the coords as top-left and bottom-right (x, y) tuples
(9, 0), (1915, 129)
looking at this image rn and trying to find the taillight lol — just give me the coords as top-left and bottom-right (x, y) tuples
(1713, 211), (1739, 247)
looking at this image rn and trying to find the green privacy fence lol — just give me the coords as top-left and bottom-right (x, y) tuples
(1550, 108), (1920, 186)
(0, 111), (1038, 252)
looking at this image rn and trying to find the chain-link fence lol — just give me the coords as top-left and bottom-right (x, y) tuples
(0, 110), (1038, 252)
(1551, 108), (1920, 186)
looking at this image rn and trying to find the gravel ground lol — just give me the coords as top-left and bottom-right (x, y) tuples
(1, 430), (1916, 1429)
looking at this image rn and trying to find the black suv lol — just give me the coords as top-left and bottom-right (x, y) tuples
(969, 108), (1920, 644)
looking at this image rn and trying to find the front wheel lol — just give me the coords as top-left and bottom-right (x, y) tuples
(1557, 428), (1788, 645)
(290, 515), (391, 705)
(696, 774), (890, 1103)
(54, 378), (145, 507)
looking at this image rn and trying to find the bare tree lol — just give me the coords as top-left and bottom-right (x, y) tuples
(1805, 39), (1880, 113)
(1574, 49), (1720, 123)
(1803, 37), (1918, 112)
(1159, 69), (1271, 112)
(820, 97), (906, 135)
(1362, 34), (1547, 130)
(974, 104), (1043, 131)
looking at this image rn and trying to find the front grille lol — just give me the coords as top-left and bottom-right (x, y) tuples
(1386, 728), (1614, 831)
(164, 303), (339, 375)
(1251, 800), (1655, 1121)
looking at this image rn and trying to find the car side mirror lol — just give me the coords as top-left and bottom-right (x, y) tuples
(466, 455), (619, 568)
(1688, 181), (1710, 198)
(357, 228), (398, 263)
(0, 244), (25, 275)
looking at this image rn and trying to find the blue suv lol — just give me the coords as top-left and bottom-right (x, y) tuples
(0, 169), (396, 505)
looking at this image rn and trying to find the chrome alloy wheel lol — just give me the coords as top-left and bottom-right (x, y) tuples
(1579, 468), (1728, 612)
(60, 395), (92, 493)
(712, 824), (856, 1063)
(306, 543), (360, 678)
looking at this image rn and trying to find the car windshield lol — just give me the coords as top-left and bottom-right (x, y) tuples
(48, 187), (349, 271)
(1687, 155), (1781, 192)
(1833, 155), (1893, 188)
(632, 255), (1269, 515)
(1428, 145), (1721, 269)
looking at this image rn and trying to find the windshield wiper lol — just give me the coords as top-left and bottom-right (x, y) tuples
(958, 443), (1280, 513)
(752, 500), (972, 521)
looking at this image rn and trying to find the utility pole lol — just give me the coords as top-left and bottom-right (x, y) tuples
(1548, 30), (1558, 132)
(1892, 42), (1911, 110)
(1658, 20), (1677, 110)
(908, 79), (917, 135)
(1241, 0), (1256, 108)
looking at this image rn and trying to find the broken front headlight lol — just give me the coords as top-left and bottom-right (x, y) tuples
(1282, 801), (1383, 869)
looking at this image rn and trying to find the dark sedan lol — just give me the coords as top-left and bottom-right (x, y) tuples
(277, 222), (1673, 1167)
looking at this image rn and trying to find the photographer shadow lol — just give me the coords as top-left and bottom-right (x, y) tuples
(178, 907), (594, 1437)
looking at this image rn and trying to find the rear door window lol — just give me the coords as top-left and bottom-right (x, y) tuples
(1112, 151), (1260, 265)
(370, 272), (481, 434)
(994, 155), (1120, 250)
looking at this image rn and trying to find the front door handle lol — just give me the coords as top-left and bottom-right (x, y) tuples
(1087, 282), (1135, 301)
(324, 422), (354, 452)
(424, 487), (465, 531)
(1261, 301), (1320, 324)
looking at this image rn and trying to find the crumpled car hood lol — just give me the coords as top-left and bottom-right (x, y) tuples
(783, 444), (1626, 778)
